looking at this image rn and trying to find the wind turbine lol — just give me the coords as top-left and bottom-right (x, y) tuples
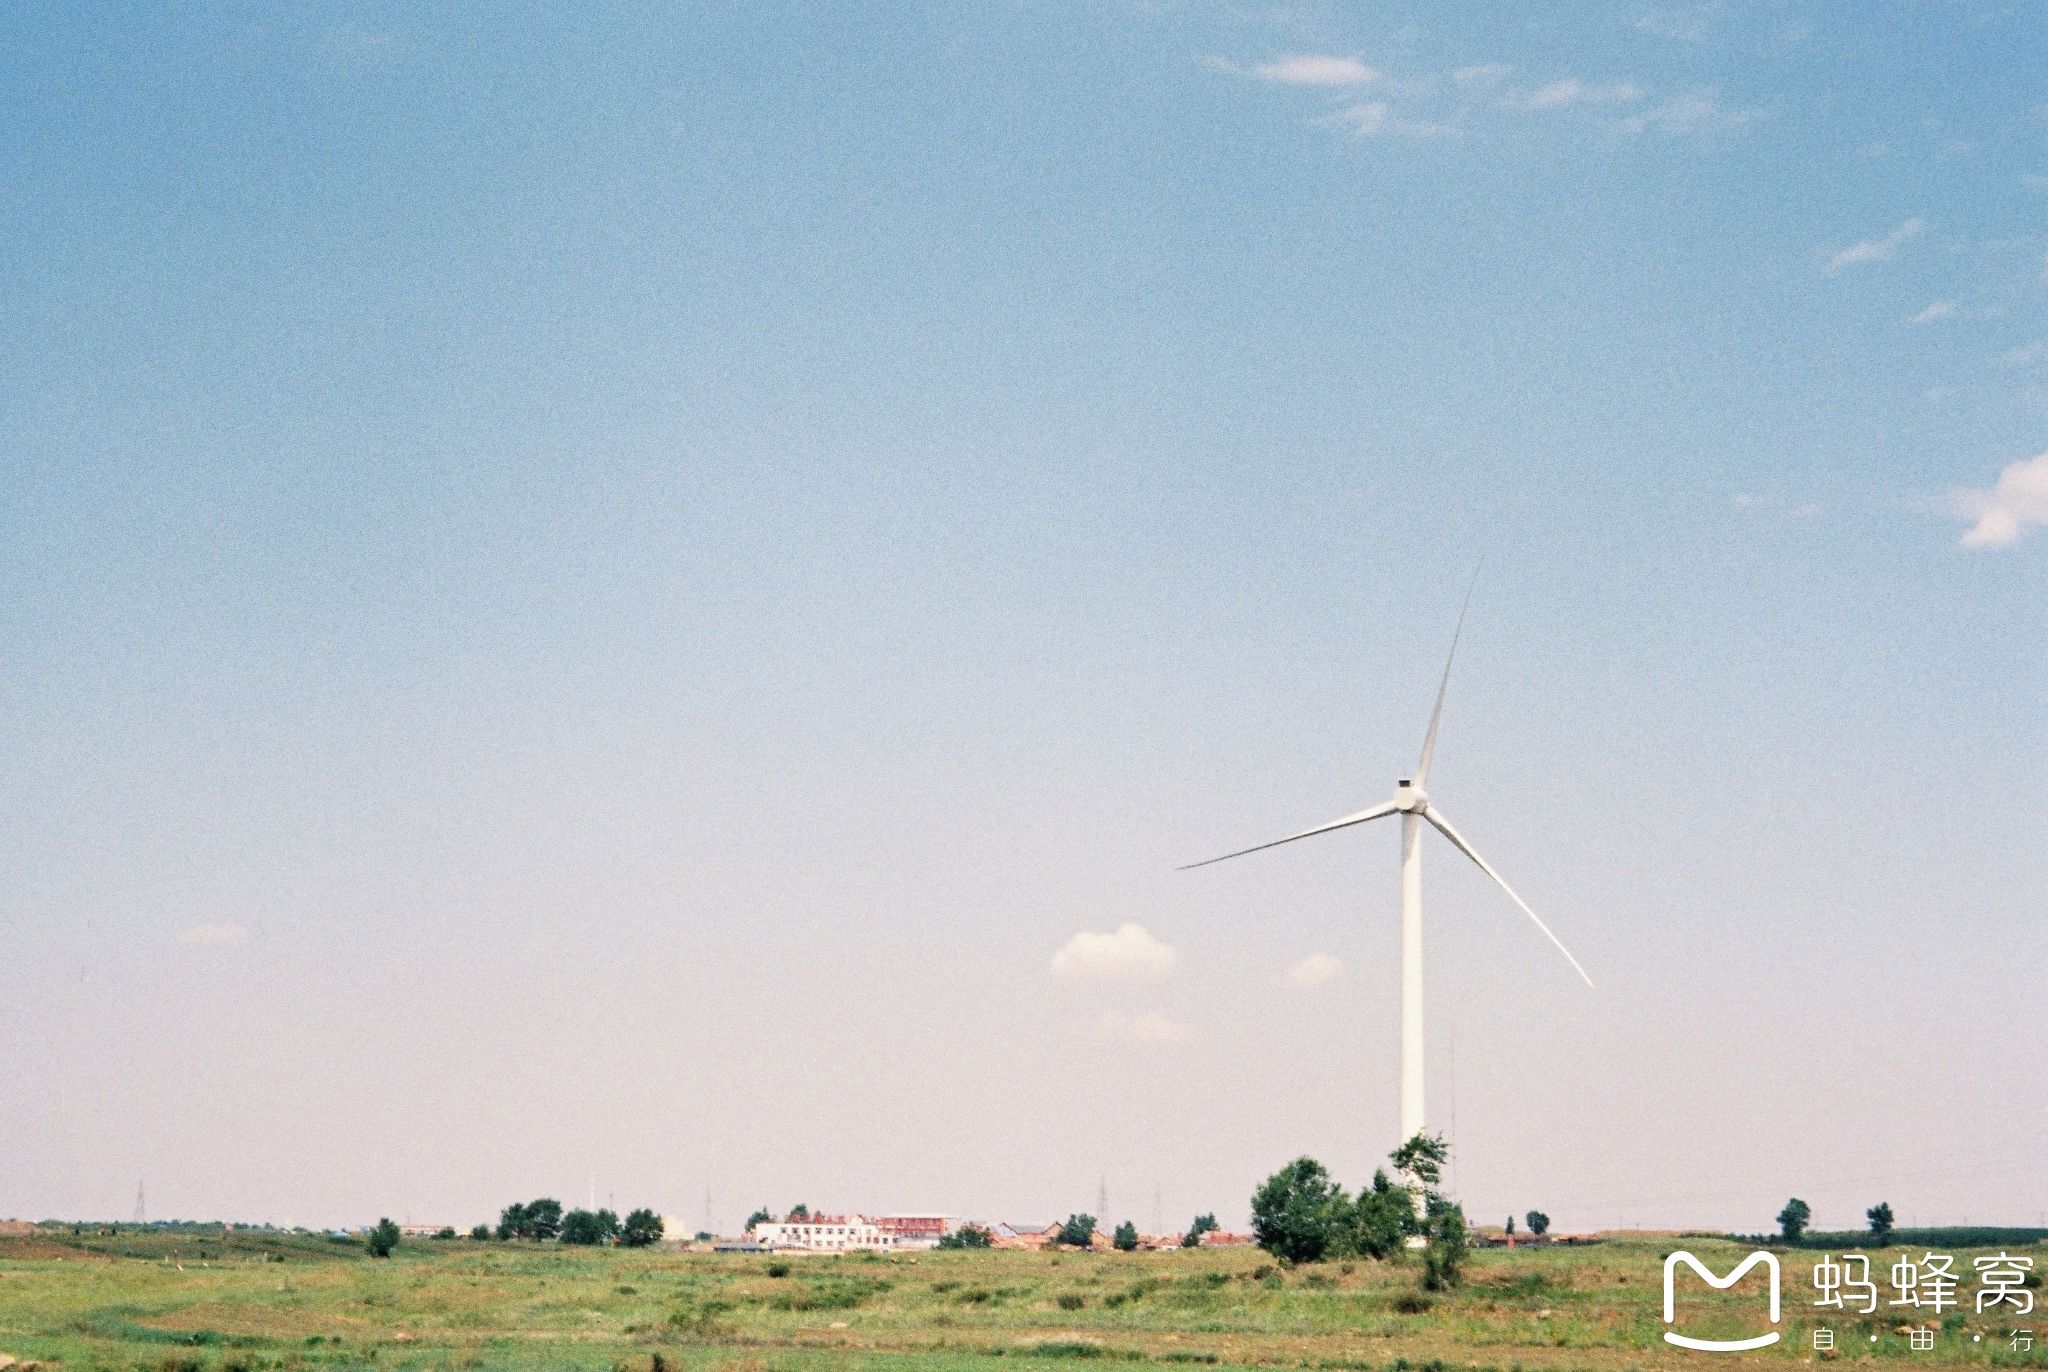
(1181, 592), (1593, 1154)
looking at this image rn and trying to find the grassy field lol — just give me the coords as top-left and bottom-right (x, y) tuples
(1, 1226), (2041, 1371)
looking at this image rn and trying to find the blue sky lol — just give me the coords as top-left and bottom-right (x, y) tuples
(2, 2), (2043, 1234)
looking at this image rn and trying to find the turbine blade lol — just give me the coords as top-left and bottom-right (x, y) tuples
(1179, 800), (1400, 871)
(1414, 565), (1482, 788)
(1422, 803), (1594, 988)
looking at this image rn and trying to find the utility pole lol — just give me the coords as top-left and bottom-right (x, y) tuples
(1097, 1177), (1108, 1221)
(132, 1179), (145, 1226)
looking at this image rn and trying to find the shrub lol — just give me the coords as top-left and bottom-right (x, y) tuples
(1057, 1293), (1086, 1310)
(364, 1217), (400, 1259)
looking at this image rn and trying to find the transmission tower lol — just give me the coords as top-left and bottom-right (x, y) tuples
(1097, 1177), (1108, 1221)
(132, 1179), (145, 1226)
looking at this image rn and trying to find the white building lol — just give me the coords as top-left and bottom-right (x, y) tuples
(752, 1213), (894, 1252)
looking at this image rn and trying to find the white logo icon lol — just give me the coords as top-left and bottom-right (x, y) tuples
(1663, 1250), (1782, 1352)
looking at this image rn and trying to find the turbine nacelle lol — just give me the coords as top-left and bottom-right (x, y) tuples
(1393, 779), (1427, 812)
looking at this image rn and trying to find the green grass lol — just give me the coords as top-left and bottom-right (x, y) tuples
(0, 1226), (2040, 1370)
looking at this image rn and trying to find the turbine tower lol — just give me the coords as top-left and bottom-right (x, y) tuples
(1182, 589), (1593, 1150)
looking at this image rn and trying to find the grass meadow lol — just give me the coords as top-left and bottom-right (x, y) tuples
(0, 1227), (2040, 1371)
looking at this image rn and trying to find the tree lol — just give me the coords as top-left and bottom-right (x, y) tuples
(1337, 1170), (1414, 1261)
(1776, 1198), (1812, 1243)
(1251, 1157), (1350, 1264)
(1505, 1215), (1515, 1237)
(1057, 1214), (1097, 1249)
(789, 1203), (810, 1220)
(561, 1208), (621, 1245)
(469, 1223), (492, 1241)
(1866, 1202), (1895, 1244)
(1420, 1202), (1469, 1291)
(1524, 1211), (1549, 1238)
(621, 1209), (664, 1248)
(1390, 1133), (1448, 1191)
(937, 1224), (993, 1250)
(745, 1208), (774, 1233)
(497, 1202), (527, 1241)
(1182, 1214), (1218, 1250)
(1112, 1221), (1139, 1252)
(516, 1198), (563, 1241)
(434, 1226), (457, 1240)
(365, 1217), (401, 1259)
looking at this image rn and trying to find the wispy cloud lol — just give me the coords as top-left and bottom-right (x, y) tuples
(1825, 217), (1924, 273)
(1215, 54), (1379, 87)
(1315, 101), (1459, 139)
(1953, 451), (2048, 548)
(1503, 78), (1645, 111)
(179, 923), (249, 945)
(1451, 62), (1513, 88)
(1050, 923), (1177, 982)
(1099, 1010), (1191, 1046)
(1629, 3), (1726, 44)
(1617, 89), (1755, 136)
(1284, 952), (1345, 988)
(1911, 300), (1959, 324)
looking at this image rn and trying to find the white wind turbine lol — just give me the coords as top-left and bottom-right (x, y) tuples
(1181, 592), (1593, 1154)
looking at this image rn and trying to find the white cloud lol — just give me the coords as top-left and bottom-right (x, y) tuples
(1099, 1010), (1191, 1046)
(1322, 100), (1389, 136)
(1824, 217), (1925, 273)
(1953, 451), (2048, 549)
(1314, 102), (1459, 140)
(2023, 172), (2048, 191)
(1504, 78), (1645, 111)
(1911, 300), (1959, 324)
(179, 923), (249, 945)
(1617, 89), (1755, 136)
(1248, 54), (1379, 87)
(1629, 3), (1726, 44)
(1451, 62), (1513, 88)
(1284, 952), (1345, 988)
(1050, 923), (1178, 981)
(2003, 341), (2046, 368)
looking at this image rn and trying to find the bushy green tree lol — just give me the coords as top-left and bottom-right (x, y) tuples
(497, 1202), (527, 1241)
(560, 1208), (620, 1245)
(1866, 1202), (1894, 1243)
(1251, 1157), (1350, 1264)
(621, 1209), (664, 1247)
(1182, 1214), (1218, 1249)
(789, 1203), (809, 1220)
(937, 1224), (993, 1249)
(1524, 1211), (1549, 1238)
(469, 1223), (492, 1241)
(1420, 1202), (1469, 1290)
(1390, 1133), (1448, 1190)
(1337, 1170), (1414, 1260)
(1776, 1198), (1811, 1243)
(1504, 1215), (1515, 1237)
(745, 1208), (774, 1233)
(1057, 1214), (1096, 1248)
(365, 1217), (401, 1258)
(525, 1199), (564, 1241)
(1112, 1221), (1139, 1252)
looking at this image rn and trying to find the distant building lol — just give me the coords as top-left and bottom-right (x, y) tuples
(752, 1213), (894, 1252)
(872, 1214), (953, 1249)
(989, 1222), (1061, 1251)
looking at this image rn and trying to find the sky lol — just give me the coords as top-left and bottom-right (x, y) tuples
(2, 1), (2043, 1237)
